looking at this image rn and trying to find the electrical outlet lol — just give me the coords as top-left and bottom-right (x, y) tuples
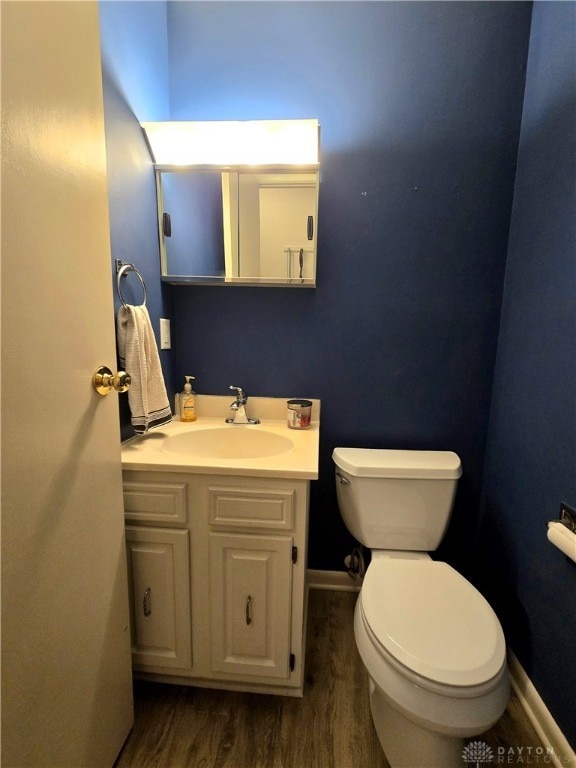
(160, 318), (171, 350)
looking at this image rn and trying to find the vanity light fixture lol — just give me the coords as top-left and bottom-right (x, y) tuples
(140, 119), (320, 168)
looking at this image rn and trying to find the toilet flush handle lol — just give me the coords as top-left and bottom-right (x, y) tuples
(336, 471), (350, 486)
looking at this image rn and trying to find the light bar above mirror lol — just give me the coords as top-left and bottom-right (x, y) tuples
(141, 119), (320, 168)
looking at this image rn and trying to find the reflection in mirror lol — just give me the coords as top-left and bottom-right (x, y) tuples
(157, 169), (319, 287)
(236, 172), (317, 282)
(161, 172), (225, 277)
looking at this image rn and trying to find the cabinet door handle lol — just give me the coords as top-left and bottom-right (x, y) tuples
(245, 595), (252, 625)
(143, 587), (152, 617)
(163, 212), (172, 237)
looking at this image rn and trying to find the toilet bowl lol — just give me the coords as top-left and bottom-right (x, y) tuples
(333, 447), (509, 768)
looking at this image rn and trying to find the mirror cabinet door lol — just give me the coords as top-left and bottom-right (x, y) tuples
(157, 169), (318, 287)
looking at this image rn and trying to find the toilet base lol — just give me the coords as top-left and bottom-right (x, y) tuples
(369, 681), (465, 768)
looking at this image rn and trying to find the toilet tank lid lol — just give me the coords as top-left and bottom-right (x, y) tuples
(332, 448), (462, 479)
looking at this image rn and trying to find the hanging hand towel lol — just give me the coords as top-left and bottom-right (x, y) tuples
(116, 304), (172, 434)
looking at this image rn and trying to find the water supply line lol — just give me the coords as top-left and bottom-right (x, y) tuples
(344, 546), (366, 580)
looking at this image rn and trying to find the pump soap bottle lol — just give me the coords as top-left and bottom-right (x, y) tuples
(179, 376), (197, 422)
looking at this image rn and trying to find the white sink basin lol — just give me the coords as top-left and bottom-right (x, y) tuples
(162, 427), (295, 459)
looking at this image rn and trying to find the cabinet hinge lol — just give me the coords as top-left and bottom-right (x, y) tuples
(289, 653), (295, 672)
(292, 546), (298, 564)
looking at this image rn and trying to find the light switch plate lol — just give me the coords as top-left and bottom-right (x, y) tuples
(160, 318), (171, 349)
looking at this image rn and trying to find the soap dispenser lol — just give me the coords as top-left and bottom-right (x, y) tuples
(179, 376), (197, 422)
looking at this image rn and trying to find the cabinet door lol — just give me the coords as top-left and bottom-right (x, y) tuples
(125, 527), (191, 670)
(209, 533), (293, 680)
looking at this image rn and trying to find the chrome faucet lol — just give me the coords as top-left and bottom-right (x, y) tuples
(225, 386), (260, 425)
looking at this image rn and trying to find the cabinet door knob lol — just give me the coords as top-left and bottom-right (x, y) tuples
(245, 595), (252, 625)
(143, 587), (152, 617)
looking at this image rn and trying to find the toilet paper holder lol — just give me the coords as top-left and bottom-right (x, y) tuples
(548, 503), (576, 533)
(547, 503), (576, 564)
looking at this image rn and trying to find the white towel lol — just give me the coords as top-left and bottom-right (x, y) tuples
(116, 305), (172, 434)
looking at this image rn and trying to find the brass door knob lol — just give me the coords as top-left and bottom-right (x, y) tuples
(93, 365), (131, 396)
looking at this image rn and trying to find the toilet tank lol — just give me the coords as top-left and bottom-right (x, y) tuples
(333, 448), (462, 551)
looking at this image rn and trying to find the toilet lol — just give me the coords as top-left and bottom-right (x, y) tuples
(333, 447), (509, 768)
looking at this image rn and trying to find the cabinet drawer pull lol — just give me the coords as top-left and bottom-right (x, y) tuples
(245, 595), (252, 625)
(143, 587), (152, 617)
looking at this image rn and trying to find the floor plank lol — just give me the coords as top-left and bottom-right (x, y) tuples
(115, 589), (544, 768)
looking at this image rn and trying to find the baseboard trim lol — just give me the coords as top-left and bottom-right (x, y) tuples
(508, 651), (575, 768)
(307, 569), (361, 592)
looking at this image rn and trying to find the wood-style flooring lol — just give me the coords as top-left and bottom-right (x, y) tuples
(115, 588), (545, 768)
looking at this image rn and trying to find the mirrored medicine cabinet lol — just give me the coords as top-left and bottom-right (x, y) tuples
(142, 120), (320, 288)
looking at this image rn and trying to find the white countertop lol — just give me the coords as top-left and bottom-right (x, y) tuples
(121, 396), (320, 479)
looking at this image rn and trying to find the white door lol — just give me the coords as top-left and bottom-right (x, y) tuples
(1, 3), (134, 766)
(259, 185), (317, 279)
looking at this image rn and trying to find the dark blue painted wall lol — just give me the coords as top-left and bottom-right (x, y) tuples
(99, 1), (175, 439)
(480, 2), (576, 748)
(166, 1), (532, 574)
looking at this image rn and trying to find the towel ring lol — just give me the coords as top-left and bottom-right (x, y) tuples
(116, 262), (147, 308)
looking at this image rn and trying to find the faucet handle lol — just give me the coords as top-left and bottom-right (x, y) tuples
(229, 385), (247, 403)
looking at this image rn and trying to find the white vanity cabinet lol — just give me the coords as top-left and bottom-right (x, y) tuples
(122, 470), (310, 696)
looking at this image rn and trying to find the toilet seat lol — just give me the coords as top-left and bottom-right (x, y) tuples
(355, 597), (510, 737)
(361, 559), (506, 688)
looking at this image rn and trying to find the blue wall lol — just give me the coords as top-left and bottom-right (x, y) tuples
(480, 2), (576, 748)
(166, 1), (532, 574)
(99, 1), (175, 439)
